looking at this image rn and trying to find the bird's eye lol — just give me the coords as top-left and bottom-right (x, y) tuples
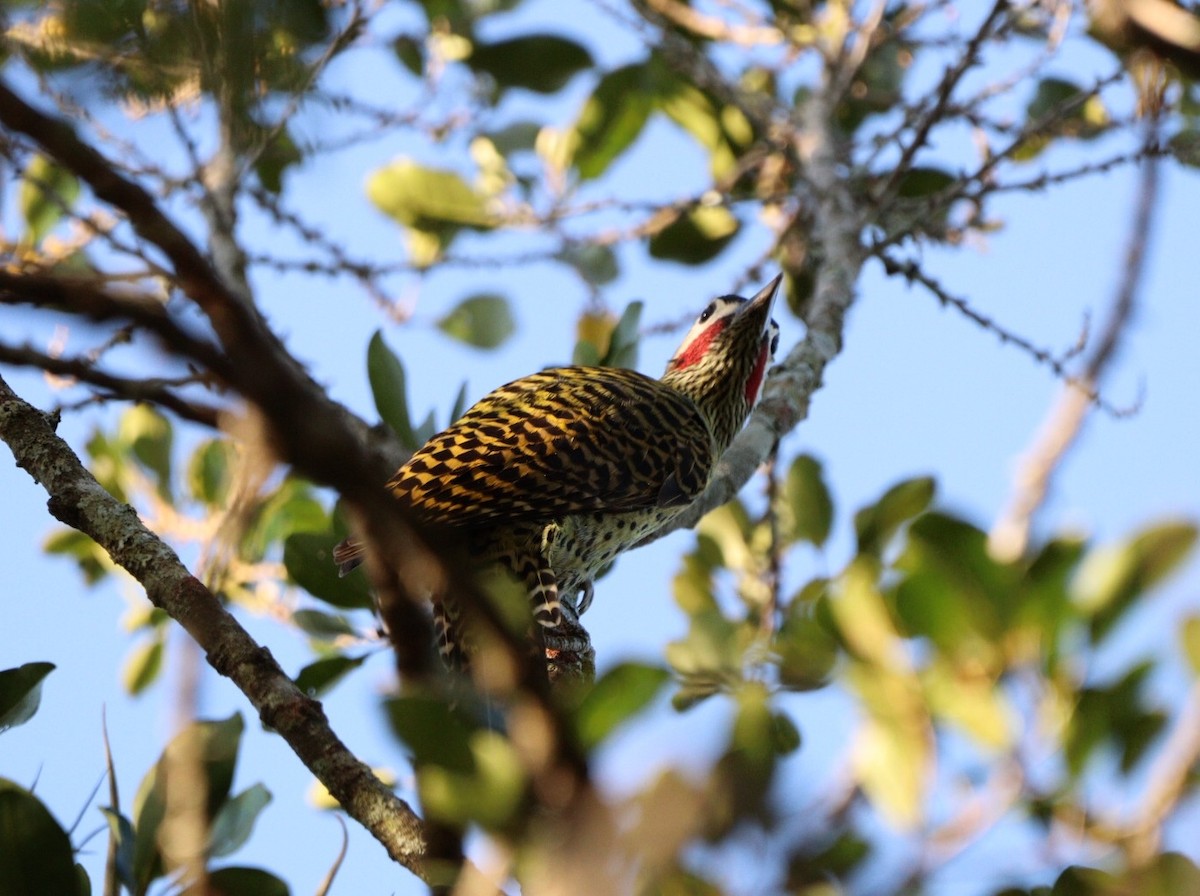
(698, 302), (716, 323)
(770, 331), (780, 355)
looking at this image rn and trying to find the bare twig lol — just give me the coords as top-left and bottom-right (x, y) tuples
(989, 117), (1162, 560)
(0, 341), (222, 427)
(874, 251), (1137, 418)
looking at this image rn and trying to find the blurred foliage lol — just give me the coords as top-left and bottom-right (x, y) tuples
(1, 714), (280, 896)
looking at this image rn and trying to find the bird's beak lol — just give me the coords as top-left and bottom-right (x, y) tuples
(737, 273), (782, 333)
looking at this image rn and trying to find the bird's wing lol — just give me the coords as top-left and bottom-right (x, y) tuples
(387, 366), (714, 528)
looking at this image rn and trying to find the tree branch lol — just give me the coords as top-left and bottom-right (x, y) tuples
(0, 372), (433, 880)
(989, 116), (1161, 561)
(642, 47), (866, 544)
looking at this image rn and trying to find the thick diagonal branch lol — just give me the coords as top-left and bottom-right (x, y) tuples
(0, 373), (432, 880)
(643, 64), (865, 545)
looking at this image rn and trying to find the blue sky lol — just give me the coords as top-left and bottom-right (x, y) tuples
(3, 2), (1200, 893)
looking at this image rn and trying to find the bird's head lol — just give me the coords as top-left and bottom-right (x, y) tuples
(663, 273), (781, 405)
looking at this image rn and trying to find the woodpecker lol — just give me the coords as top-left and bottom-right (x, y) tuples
(335, 275), (781, 665)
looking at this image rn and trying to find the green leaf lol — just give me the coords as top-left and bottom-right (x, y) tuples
(366, 158), (495, 230)
(569, 63), (657, 180)
(0, 780), (83, 896)
(436, 294), (516, 350)
(603, 300), (642, 368)
(469, 34), (593, 94)
(98, 808), (136, 895)
(556, 243), (619, 286)
(291, 610), (359, 640)
(834, 38), (909, 133)
(253, 128), (301, 194)
(781, 454), (834, 547)
(847, 663), (929, 828)
(187, 438), (235, 506)
(417, 731), (525, 830)
(1050, 865), (1118, 896)
(122, 637), (164, 696)
(648, 206), (740, 265)
(283, 532), (374, 610)
(574, 662), (670, 750)
(1015, 77), (1108, 161)
(656, 70), (751, 180)
(240, 478), (328, 562)
(294, 654), (367, 696)
(1074, 520), (1198, 643)
(186, 867), (289, 896)
(132, 715), (245, 891)
(42, 529), (111, 585)
(776, 612), (837, 691)
(854, 476), (935, 556)
(392, 34), (424, 76)
(1169, 130), (1200, 168)
(895, 166), (955, 199)
(366, 330), (419, 449)
(770, 711), (802, 755)
(1182, 616), (1200, 677)
(385, 695), (476, 773)
(0, 663), (55, 732)
(20, 154), (80, 245)
(208, 784), (272, 858)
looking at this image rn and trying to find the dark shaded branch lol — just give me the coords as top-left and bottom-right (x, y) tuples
(0, 271), (234, 380)
(0, 342), (221, 428)
(0, 373), (432, 880)
(0, 77), (596, 872)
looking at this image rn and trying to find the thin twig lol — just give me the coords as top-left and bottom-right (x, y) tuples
(989, 116), (1162, 561)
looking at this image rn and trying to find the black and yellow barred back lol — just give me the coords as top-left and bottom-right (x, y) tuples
(388, 366), (713, 528)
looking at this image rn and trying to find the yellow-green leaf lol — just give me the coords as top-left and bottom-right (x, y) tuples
(20, 155), (80, 245)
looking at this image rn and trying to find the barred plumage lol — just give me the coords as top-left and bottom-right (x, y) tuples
(335, 275), (781, 664)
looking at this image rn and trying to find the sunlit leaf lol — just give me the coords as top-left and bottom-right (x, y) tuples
(0, 779), (82, 896)
(848, 663), (929, 828)
(781, 454), (833, 547)
(19, 154), (80, 245)
(1074, 520), (1198, 642)
(0, 662), (55, 732)
(922, 659), (1013, 749)
(776, 612), (837, 691)
(854, 476), (935, 556)
(122, 637), (164, 696)
(829, 558), (901, 666)
(417, 731), (525, 830)
(574, 662), (670, 750)
(1182, 616), (1200, 677)
(569, 63), (656, 180)
(42, 528), (111, 585)
(648, 206), (740, 265)
(367, 159), (495, 230)
(187, 439), (236, 507)
(437, 294), (515, 349)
